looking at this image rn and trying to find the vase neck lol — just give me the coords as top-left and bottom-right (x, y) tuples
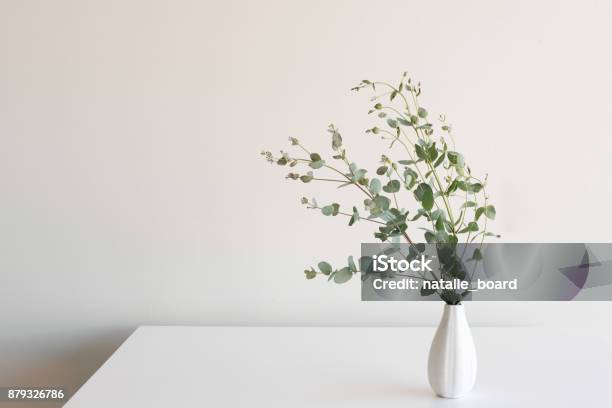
(441, 304), (466, 326)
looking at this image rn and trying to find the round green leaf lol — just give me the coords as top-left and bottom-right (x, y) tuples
(484, 205), (496, 220)
(376, 166), (388, 176)
(309, 153), (322, 162)
(309, 160), (325, 169)
(383, 179), (401, 193)
(373, 195), (391, 212)
(333, 267), (352, 283)
(317, 261), (332, 275)
(321, 206), (333, 216)
(300, 172), (313, 183)
(369, 178), (382, 194)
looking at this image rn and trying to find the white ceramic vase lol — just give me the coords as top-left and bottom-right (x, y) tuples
(427, 304), (477, 398)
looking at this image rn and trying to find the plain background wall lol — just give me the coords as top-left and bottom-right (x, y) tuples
(2, 0), (612, 403)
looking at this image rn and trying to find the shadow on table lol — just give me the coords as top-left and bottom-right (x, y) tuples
(0, 327), (134, 408)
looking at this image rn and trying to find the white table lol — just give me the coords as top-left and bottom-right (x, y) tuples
(65, 325), (611, 407)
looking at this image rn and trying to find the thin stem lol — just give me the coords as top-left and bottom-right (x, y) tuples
(311, 177), (348, 183)
(296, 144), (311, 156)
(372, 81), (412, 112)
(428, 161), (456, 233)
(381, 106), (409, 120)
(306, 205), (387, 226)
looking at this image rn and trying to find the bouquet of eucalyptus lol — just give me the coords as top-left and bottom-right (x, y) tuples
(261, 73), (498, 304)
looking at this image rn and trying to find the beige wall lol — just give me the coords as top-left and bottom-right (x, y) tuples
(2, 0), (612, 401)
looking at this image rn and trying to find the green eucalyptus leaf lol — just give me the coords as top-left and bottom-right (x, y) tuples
(397, 117), (411, 126)
(420, 286), (436, 296)
(415, 142), (437, 163)
(484, 205), (496, 220)
(304, 269), (317, 279)
(300, 172), (313, 183)
(309, 160), (325, 169)
(318, 261), (332, 275)
(424, 231), (436, 243)
(458, 221), (479, 233)
(475, 207), (485, 220)
(427, 143), (438, 162)
(404, 174), (414, 189)
(411, 208), (428, 221)
(457, 181), (482, 193)
(417, 107), (428, 118)
(446, 179), (459, 195)
(369, 178), (382, 194)
(430, 209), (445, 221)
(383, 179), (401, 193)
(374, 232), (388, 241)
(404, 168), (418, 188)
(331, 203), (340, 216)
(461, 201), (477, 208)
(447, 151), (464, 166)
(387, 118), (398, 129)
(376, 166), (388, 175)
(348, 256), (358, 272)
(334, 267), (353, 283)
(310, 153), (322, 162)
(321, 205), (333, 216)
(469, 183), (483, 193)
(433, 151), (445, 168)
(348, 206), (360, 226)
(414, 183), (434, 211)
(352, 168), (367, 182)
(373, 195), (391, 212)
(415, 144), (427, 161)
(331, 132), (342, 151)
(359, 256), (373, 274)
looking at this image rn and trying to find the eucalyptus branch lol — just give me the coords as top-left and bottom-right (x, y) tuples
(302, 199), (386, 226)
(263, 72), (498, 304)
